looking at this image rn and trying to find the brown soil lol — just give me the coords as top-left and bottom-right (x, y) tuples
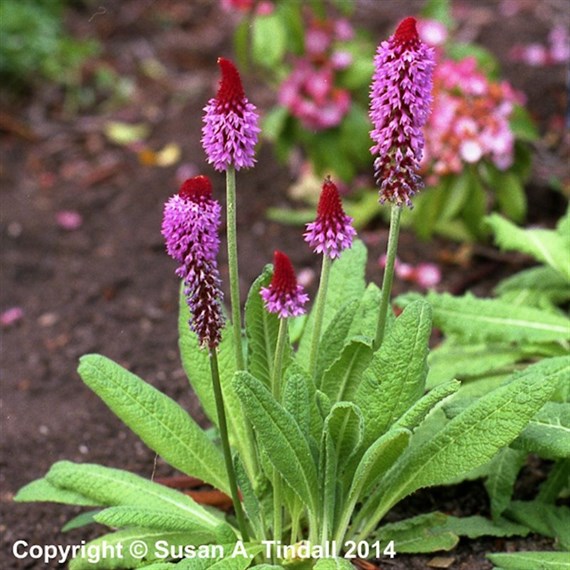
(1, 1), (568, 569)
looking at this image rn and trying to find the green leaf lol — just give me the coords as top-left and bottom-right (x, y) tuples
(14, 477), (99, 506)
(512, 402), (570, 458)
(262, 106), (290, 143)
(313, 558), (354, 570)
(320, 339), (373, 402)
(62, 510), (99, 532)
(337, 429), (411, 542)
(324, 402), (363, 474)
(297, 240), (367, 364)
(487, 551), (570, 570)
(496, 266), (570, 306)
(375, 513), (458, 554)
(361, 357), (568, 534)
(346, 283), (382, 344)
(44, 462), (228, 535)
(510, 104), (540, 142)
(439, 515), (529, 538)
(484, 447), (527, 519)
(494, 170), (527, 223)
(507, 501), (570, 548)
(78, 354), (228, 494)
(427, 342), (526, 387)
(421, 0), (453, 27)
(356, 300), (431, 448)
(315, 299), (359, 379)
(233, 372), (319, 517)
(537, 459), (570, 503)
(93, 506), (218, 536)
(418, 292), (570, 344)
(245, 265), (289, 388)
(395, 380), (461, 432)
(252, 13), (287, 68)
(68, 529), (194, 570)
(283, 372), (312, 441)
(486, 214), (570, 280)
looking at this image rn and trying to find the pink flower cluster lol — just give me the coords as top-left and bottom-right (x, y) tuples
(509, 25), (570, 67)
(423, 57), (523, 181)
(278, 16), (353, 130)
(221, 0), (273, 14)
(379, 255), (441, 290)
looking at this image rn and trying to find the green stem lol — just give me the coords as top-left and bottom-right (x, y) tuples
(271, 318), (288, 558)
(226, 166), (245, 371)
(210, 349), (249, 542)
(308, 255), (332, 379)
(374, 204), (402, 351)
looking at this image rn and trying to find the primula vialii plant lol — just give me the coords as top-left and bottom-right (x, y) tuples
(14, 17), (569, 570)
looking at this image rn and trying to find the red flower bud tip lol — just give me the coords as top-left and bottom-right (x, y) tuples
(216, 57), (246, 110)
(271, 250), (298, 295)
(260, 250), (309, 318)
(178, 175), (213, 202)
(317, 177), (344, 219)
(394, 17), (419, 46)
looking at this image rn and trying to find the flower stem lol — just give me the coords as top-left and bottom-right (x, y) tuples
(226, 166), (245, 370)
(308, 254), (332, 379)
(374, 204), (402, 350)
(210, 348), (249, 541)
(271, 318), (288, 559)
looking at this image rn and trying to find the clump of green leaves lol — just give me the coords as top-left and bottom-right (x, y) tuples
(0, 0), (98, 91)
(15, 230), (569, 567)
(398, 208), (570, 562)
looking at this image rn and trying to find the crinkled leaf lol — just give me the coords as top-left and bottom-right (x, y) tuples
(487, 551), (570, 570)
(356, 300), (431, 448)
(361, 357), (568, 534)
(44, 462), (228, 536)
(512, 402), (570, 459)
(320, 339), (373, 402)
(14, 477), (99, 506)
(78, 354), (228, 493)
(409, 291), (570, 344)
(233, 372), (319, 517)
(486, 213), (570, 280)
(484, 447), (527, 519)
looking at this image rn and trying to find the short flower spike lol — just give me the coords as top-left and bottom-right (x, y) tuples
(202, 58), (260, 172)
(162, 176), (225, 348)
(304, 177), (356, 259)
(369, 17), (435, 206)
(260, 251), (309, 318)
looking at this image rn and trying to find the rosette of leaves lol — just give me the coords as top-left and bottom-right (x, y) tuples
(397, 208), (570, 560)
(16, 234), (569, 568)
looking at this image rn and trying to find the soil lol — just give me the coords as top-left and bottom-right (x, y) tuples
(1, 1), (568, 569)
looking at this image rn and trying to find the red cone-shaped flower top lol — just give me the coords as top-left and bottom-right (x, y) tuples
(260, 251), (309, 318)
(304, 177), (356, 259)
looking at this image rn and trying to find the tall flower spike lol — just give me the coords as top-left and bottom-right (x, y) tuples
(369, 16), (435, 206)
(304, 176), (356, 259)
(162, 175), (225, 348)
(202, 57), (260, 172)
(260, 251), (309, 318)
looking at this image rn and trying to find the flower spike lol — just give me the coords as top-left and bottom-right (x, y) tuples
(202, 57), (260, 172)
(369, 16), (435, 206)
(162, 176), (225, 348)
(260, 251), (309, 319)
(304, 176), (356, 259)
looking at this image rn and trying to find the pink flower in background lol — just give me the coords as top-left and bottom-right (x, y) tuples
(278, 14), (354, 131)
(417, 19), (448, 47)
(509, 25), (569, 66)
(221, 0), (273, 14)
(55, 210), (83, 231)
(1, 307), (24, 328)
(423, 57), (523, 182)
(379, 255), (441, 289)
